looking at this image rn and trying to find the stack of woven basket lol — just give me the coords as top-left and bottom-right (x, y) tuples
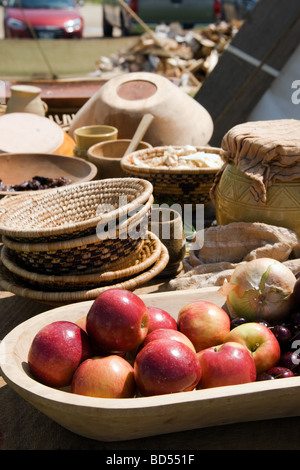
(0, 178), (169, 305)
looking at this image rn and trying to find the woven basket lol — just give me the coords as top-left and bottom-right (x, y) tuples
(1, 231), (162, 291)
(2, 196), (153, 275)
(121, 146), (224, 205)
(0, 242), (169, 307)
(0, 178), (153, 242)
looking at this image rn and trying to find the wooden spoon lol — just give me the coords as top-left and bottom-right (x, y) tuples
(123, 113), (154, 156)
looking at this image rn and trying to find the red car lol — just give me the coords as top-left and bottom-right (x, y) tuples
(3, 0), (84, 39)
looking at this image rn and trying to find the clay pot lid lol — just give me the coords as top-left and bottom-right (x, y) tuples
(0, 112), (64, 154)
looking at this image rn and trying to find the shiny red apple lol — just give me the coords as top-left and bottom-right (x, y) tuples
(197, 341), (257, 389)
(71, 355), (136, 398)
(139, 328), (196, 352)
(86, 288), (149, 353)
(224, 322), (281, 374)
(147, 306), (177, 333)
(28, 321), (93, 387)
(134, 338), (201, 396)
(177, 300), (231, 352)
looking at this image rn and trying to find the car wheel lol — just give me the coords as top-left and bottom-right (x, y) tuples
(102, 7), (113, 37)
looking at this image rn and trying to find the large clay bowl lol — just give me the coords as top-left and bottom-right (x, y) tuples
(68, 72), (214, 147)
(0, 153), (97, 197)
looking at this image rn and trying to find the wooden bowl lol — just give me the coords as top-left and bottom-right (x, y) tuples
(1, 286), (300, 442)
(0, 153), (97, 197)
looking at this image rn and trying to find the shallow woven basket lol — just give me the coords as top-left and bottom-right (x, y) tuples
(0, 178), (153, 242)
(121, 146), (224, 205)
(0, 241), (169, 307)
(2, 195), (153, 275)
(1, 231), (162, 291)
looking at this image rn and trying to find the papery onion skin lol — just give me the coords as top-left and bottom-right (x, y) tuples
(219, 258), (296, 324)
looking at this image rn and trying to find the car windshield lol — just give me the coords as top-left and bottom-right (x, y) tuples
(7, 0), (75, 9)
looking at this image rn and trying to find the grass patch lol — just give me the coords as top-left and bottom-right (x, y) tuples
(0, 37), (135, 79)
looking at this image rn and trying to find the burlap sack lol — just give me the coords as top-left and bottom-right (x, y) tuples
(169, 222), (300, 290)
(211, 119), (300, 204)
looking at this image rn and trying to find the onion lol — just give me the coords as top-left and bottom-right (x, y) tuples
(219, 258), (296, 324)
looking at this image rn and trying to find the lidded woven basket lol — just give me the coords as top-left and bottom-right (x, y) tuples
(0, 178), (153, 242)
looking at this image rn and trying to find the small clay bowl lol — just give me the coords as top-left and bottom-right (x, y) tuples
(87, 139), (152, 179)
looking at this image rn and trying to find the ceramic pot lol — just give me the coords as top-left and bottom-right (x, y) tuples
(149, 207), (186, 276)
(74, 125), (118, 159)
(6, 85), (48, 117)
(214, 163), (300, 237)
(87, 139), (152, 179)
(68, 72), (213, 147)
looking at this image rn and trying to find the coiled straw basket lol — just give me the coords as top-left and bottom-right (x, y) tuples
(0, 178), (153, 242)
(121, 146), (224, 205)
(2, 195), (153, 275)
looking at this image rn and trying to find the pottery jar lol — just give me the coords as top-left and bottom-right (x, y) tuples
(213, 119), (300, 237)
(6, 85), (48, 117)
(149, 207), (186, 276)
(214, 163), (300, 237)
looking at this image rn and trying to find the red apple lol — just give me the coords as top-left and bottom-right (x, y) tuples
(177, 300), (231, 352)
(197, 341), (257, 389)
(134, 338), (201, 396)
(224, 322), (281, 374)
(147, 306), (178, 333)
(86, 288), (149, 353)
(28, 321), (93, 387)
(71, 355), (136, 398)
(139, 328), (196, 352)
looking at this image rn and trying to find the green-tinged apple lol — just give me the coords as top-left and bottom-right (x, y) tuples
(147, 306), (178, 333)
(28, 321), (93, 387)
(197, 341), (257, 389)
(71, 355), (136, 398)
(140, 328), (196, 352)
(134, 339), (201, 396)
(177, 300), (231, 352)
(224, 322), (281, 374)
(86, 288), (149, 353)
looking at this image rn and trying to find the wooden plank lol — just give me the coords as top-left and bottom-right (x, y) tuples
(194, 0), (300, 146)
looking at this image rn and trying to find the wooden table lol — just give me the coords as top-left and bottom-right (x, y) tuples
(1, 260), (300, 450)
